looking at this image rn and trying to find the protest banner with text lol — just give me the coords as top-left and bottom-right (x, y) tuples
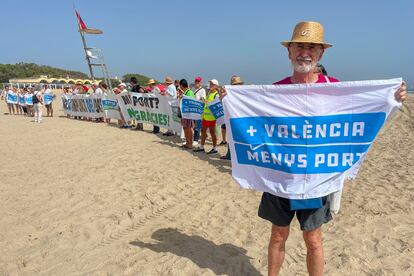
(208, 98), (225, 125)
(25, 94), (33, 105)
(43, 93), (55, 105)
(117, 92), (182, 133)
(180, 96), (204, 120)
(19, 95), (26, 106)
(6, 92), (18, 104)
(61, 94), (104, 118)
(223, 79), (402, 199)
(101, 94), (122, 120)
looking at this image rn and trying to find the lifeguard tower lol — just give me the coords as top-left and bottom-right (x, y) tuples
(75, 10), (112, 90)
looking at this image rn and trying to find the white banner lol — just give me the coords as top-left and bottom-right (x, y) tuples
(223, 78), (402, 199)
(6, 92), (18, 104)
(43, 93), (55, 105)
(61, 94), (104, 118)
(25, 94), (33, 105)
(101, 93), (122, 120)
(19, 95), (26, 106)
(117, 92), (182, 133)
(61, 94), (70, 114)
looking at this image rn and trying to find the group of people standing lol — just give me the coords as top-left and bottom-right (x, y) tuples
(59, 76), (235, 160)
(89, 75), (239, 160)
(2, 84), (55, 123)
(176, 75), (244, 160)
(123, 75), (244, 159)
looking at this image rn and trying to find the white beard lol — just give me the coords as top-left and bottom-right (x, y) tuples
(291, 60), (318, 73)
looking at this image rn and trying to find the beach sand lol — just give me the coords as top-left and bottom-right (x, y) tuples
(0, 94), (413, 275)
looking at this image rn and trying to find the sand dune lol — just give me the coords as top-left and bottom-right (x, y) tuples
(0, 95), (413, 275)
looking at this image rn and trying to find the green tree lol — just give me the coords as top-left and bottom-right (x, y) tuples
(0, 62), (89, 83)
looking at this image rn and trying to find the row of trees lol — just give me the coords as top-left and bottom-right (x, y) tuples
(0, 63), (89, 83)
(0, 63), (155, 89)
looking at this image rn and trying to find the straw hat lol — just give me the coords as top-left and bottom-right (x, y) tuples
(164, 76), (173, 84)
(147, 79), (156, 85)
(231, 76), (244, 85)
(281, 21), (332, 48)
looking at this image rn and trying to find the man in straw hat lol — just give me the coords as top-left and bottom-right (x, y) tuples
(261, 21), (407, 276)
(221, 21), (407, 276)
(162, 76), (177, 136)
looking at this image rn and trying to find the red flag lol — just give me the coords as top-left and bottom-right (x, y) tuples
(75, 10), (87, 30)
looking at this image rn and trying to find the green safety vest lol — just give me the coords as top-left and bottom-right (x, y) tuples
(202, 90), (218, 121)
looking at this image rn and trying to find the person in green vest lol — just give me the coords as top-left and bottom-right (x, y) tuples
(193, 79), (220, 154)
(177, 79), (195, 149)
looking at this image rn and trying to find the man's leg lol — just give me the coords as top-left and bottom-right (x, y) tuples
(201, 127), (208, 145)
(194, 126), (207, 151)
(209, 126), (217, 147)
(38, 104), (43, 122)
(184, 127), (193, 147)
(268, 225), (290, 276)
(34, 104), (38, 122)
(221, 124), (227, 144)
(303, 227), (324, 276)
(193, 120), (199, 141)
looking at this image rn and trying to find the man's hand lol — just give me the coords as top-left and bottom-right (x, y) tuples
(395, 81), (407, 102)
(219, 87), (227, 101)
(177, 87), (183, 99)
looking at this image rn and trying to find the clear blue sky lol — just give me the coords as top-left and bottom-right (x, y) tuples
(1, 0), (413, 89)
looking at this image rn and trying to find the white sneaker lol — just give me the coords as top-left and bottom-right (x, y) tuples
(192, 141), (199, 147)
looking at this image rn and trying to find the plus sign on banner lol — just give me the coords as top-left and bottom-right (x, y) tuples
(222, 79), (402, 199)
(246, 126), (258, 136)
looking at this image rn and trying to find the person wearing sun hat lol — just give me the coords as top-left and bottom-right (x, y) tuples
(219, 76), (244, 150)
(163, 76), (176, 98)
(244, 21), (407, 276)
(220, 75), (244, 160)
(255, 21), (339, 276)
(147, 79), (162, 134)
(116, 83), (132, 129)
(161, 76), (177, 136)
